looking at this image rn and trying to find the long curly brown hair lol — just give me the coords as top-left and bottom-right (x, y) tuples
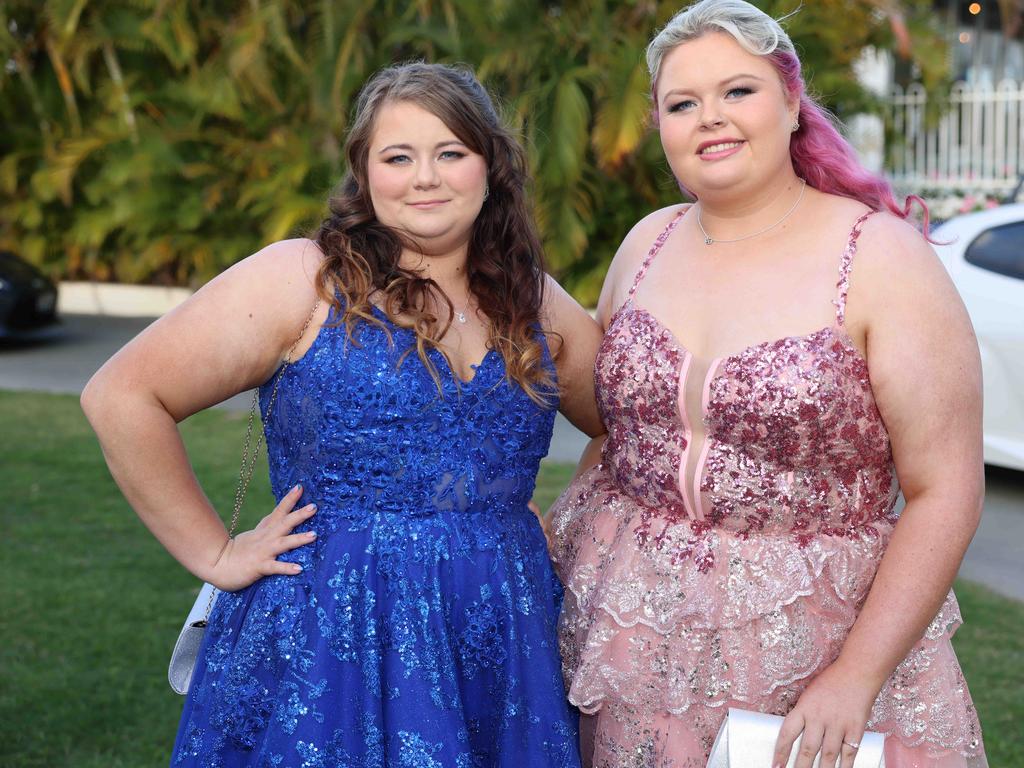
(313, 62), (555, 405)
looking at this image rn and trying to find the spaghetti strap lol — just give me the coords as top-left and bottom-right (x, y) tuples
(833, 210), (877, 327)
(626, 207), (689, 301)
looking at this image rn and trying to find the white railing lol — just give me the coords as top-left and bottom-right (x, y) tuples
(886, 80), (1024, 193)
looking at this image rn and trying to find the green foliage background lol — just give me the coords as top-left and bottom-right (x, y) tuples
(0, 0), (947, 305)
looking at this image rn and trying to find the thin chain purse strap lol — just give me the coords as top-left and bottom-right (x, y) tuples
(201, 298), (322, 619)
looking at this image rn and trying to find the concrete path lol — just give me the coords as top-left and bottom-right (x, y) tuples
(4, 313), (1022, 601)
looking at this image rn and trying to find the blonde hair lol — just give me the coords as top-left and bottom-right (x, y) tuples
(646, 0), (796, 84)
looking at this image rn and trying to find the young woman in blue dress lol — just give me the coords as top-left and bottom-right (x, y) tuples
(82, 62), (602, 767)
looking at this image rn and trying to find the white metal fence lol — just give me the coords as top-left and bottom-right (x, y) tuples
(886, 81), (1024, 194)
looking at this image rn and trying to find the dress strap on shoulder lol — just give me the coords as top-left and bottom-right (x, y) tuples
(833, 209), (877, 326)
(626, 206), (689, 301)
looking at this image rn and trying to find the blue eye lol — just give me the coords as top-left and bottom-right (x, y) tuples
(667, 99), (696, 113)
(726, 87), (754, 98)
(384, 154), (411, 164)
(439, 150), (466, 160)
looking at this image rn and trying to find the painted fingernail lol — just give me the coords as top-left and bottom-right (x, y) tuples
(307, 531), (317, 538)
(292, 563), (303, 573)
(308, 504), (317, 512)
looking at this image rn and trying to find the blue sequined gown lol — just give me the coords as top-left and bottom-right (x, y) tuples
(172, 307), (581, 768)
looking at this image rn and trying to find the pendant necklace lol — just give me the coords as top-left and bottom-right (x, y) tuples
(696, 178), (807, 246)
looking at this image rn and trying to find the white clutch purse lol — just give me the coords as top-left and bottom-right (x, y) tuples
(707, 708), (886, 768)
(168, 582), (219, 695)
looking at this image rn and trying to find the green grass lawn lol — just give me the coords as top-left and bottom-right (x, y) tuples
(1, 390), (1020, 767)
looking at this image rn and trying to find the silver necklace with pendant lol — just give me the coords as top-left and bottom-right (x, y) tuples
(696, 178), (807, 245)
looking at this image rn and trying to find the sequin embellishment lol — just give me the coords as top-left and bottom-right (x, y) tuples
(171, 306), (581, 767)
(551, 210), (987, 767)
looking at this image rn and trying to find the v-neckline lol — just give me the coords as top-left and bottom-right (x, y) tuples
(369, 304), (496, 386)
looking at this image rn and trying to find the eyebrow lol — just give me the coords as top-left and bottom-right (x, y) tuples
(377, 140), (467, 154)
(661, 73), (766, 104)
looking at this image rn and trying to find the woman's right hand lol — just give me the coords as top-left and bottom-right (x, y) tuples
(207, 484), (318, 592)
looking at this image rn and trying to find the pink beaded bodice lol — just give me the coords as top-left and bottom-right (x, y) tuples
(596, 210), (899, 561)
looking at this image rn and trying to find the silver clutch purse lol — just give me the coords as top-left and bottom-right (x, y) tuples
(168, 582), (218, 695)
(707, 708), (886, 768)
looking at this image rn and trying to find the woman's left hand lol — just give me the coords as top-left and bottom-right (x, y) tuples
(771, 660), (880, 768)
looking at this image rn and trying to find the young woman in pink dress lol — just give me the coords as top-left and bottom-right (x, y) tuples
(549, 1), (988, 766)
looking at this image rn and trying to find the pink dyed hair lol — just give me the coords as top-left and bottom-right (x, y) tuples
(771, 49), (932, 236)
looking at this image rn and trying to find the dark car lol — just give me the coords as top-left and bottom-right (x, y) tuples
(0, 250), (59, 339)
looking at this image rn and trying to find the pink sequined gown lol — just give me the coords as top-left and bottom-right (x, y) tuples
(550, 210), (987, 768)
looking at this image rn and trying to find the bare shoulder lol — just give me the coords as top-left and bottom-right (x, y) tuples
(165, 237), (328, 364)
(541, 273), (599, 353)
(540, 272), (571, 330)
(87, 238), (329, 420)
(199, 238), (324, 321)
(542, 272), (575, 311)
(226, 237), (324, 295)
(610, 204), (690, 277)
(541, 272), (596, 325)
(540, 273), (604, 435)
(853, 212), (952, 298)
(843, 211), (971, 351)
(598, 203), (689, 323)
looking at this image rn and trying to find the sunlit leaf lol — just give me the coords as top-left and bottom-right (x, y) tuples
(592, 53), (650, 169)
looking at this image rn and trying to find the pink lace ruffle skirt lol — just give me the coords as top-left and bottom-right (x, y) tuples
(552, 465), (988, 768)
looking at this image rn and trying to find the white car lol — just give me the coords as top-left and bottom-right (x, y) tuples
(931, 204), (1024, 471)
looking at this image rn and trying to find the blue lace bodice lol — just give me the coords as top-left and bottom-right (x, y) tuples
(260, 305), (555, 524)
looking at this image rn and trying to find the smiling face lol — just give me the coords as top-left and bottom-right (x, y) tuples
(366, 100), (488, 257)
(655, 31), (798, 199)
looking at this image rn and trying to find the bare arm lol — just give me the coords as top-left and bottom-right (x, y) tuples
(775, 215), (984, 768)
(81, 239), (328, 589)
(839, 218), (983, 690)
(543, 274), (604, 438)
